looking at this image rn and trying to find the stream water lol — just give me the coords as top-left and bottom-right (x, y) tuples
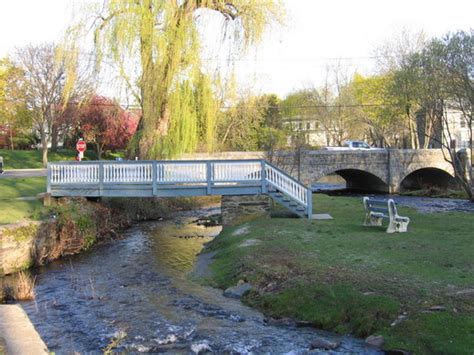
(313, 177), (474, 213)
(21, 207), (380, 354)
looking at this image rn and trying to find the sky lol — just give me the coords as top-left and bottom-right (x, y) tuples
(0, 0), (472, 98)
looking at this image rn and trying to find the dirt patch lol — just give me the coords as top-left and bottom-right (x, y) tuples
(191, 250), (217, 280)
(239, 239), (261, 247)
(231, 225), (250, 236)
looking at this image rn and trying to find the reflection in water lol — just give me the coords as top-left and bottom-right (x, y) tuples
(20, 207), (380, 354)
(312, 174), (346, 192)
(150, 220), (217, 274)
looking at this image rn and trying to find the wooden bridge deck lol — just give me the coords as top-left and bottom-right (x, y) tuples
(48, 159), (313, 218)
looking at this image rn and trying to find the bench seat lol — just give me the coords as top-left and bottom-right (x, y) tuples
(363, 197), (410, 233)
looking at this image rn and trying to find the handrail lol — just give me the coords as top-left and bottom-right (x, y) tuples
(263, 162), (308, 206)
(49, 160), (264, 185)
(48, 159), (312, 217)
(48, 159), (263, 165)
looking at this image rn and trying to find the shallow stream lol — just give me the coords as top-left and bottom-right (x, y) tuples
(21, 207), (380, 354)
(313, 179), (474, 213)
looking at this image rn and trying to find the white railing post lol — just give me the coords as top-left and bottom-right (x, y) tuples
(261, 160), (267, 193)
(152, 161), (157, 196)
(47, 163), (51, 193)
(206, 161), (212, 194)
(99, 162), (104, 196)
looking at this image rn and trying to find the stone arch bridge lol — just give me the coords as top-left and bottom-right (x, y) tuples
(185, 149), (470, 193)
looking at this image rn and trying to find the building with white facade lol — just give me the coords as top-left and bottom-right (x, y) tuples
(444, 109), (472, 150)
(282, 115), (330, 147)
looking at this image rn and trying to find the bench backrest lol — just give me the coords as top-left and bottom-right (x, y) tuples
(363, 196), (399, 218)
(387, 199), (398, 219)
(363, 197), (389, 214)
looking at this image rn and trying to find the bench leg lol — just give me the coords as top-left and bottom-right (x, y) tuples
(364, 214), (383, 226)
(387, 219), (410, 233)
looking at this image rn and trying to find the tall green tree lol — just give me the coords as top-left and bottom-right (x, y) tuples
(352, 73), (405, 147)
(375, 30), (427, 148)
(66, 0), (282, 159)
(388, 30), (473, 199)
(0, 58), (32, 150)
(417, 31), (473, 199)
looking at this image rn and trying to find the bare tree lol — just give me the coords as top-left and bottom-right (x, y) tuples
(316, 64), (365, 146)
(374, 29), (428, 148)
(408, 31), (473, 200)
(16, 44), (65, 166)
(16, 44), (74, 166)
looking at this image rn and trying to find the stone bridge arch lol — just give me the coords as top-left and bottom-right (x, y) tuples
(399, 167), (457, 191)
(308, 166), (389, 193)
(389, 150), (456, 193)
(298, 150), (390, 192)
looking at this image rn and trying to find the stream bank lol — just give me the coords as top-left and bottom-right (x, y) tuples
(203, 194), (474, 354)
(16, 206), (379, 354)
(0, 196), (215, 276)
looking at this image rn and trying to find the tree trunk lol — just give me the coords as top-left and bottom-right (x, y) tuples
(423, 114), (433, 149)
(51, 123), (59, 152)
(41, 135), (48, 167)
(408, 116), (418, 149)
(137, 0), (160, 159)
(96, 142), (102, 160)
(9, 125), (14, 150)
(452, 151), (473, 201)
(135, 2), (190, 159)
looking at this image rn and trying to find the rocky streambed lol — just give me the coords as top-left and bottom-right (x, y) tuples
(18, 207), (380, 354)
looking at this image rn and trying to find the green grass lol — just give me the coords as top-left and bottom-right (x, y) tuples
(206, 194), (474, 354)
(0, 177), (46, 225)
(400, 188), (469, 199)
(382, 313), (474, 354)
(0, 177), (46, 198)
(0, 149), (125, 169)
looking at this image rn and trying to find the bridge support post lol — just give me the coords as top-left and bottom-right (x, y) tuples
(307, 188), (313, 218)
(387, 149), (400, 194)
(47, 163), (51, 194)
(388, 184), (399, 194)
(99, 161), (104, 196)
(152, 161), (157, 196)
(206, 161), (212, 195)
(261, 160), (267, 193)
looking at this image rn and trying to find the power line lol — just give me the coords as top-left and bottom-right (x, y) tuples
(0, 97), (425, 110)
(5, 48), (393, 64)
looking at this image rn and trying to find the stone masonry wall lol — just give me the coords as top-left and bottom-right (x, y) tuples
(183, 149), (464, 193)
(221, 195), (272, 227)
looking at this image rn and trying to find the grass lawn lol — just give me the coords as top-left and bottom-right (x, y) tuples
(0, 149), (125, 169)
(206, 194), (474, 354)
(0, 177), (46, 225)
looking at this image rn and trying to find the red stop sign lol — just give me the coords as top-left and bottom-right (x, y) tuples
(76, 140), (87, 153)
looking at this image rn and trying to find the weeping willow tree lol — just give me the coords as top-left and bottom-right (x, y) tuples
(65, 0), (283, 159)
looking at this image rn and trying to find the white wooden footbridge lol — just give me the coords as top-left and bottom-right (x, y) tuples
(47, 160), (313, 218)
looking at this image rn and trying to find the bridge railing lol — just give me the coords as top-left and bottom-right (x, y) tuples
(49, 160), (265, 185)
(48, 159), (312, 216)
(265, 163), (307, 206)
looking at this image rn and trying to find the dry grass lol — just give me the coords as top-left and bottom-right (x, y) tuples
(1, 271), (36, 301)
(14, 272), (36, 300)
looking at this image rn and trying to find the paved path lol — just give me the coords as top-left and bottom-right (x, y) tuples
(0, 304), (48, 354)
(0, 169), (46, 179)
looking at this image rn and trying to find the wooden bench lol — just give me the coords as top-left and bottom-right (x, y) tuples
(363, 196), (410, 233)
